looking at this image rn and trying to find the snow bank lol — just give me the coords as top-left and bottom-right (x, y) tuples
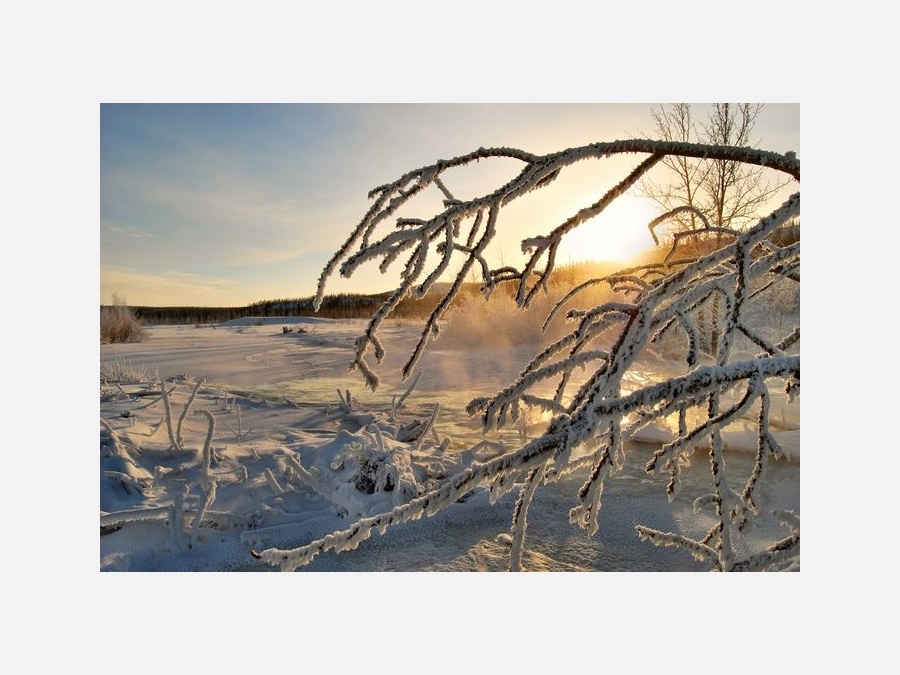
(219, 316), (340, 327)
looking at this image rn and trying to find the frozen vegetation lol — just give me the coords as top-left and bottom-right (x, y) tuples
(100, 139), (800, 572)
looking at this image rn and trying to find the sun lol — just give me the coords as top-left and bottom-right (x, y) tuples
(557, 194), (661, 264)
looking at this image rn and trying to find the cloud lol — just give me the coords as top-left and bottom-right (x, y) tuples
(100, 266), (243, 307)
(101, 155), (362, 270)
(102, 220), (159, 239)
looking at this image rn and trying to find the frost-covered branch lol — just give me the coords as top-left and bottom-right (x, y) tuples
(176, 379), (203, 449)
(255, 354), (798, 570)
(510, 461), (547, 571)
(160, 383), (180, 453)
(287, 139), (800, 571)
(316, 140), (798, 389)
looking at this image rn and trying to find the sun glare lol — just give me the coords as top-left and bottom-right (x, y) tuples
(557, 194), (661, 264)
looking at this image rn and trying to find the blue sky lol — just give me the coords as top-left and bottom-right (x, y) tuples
(100, 103), (800, 307)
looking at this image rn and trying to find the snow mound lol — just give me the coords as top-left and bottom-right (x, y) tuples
(293, 428), (422, 519)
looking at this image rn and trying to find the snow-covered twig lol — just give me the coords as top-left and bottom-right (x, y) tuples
(176, 379), (204, 449)
(510, 462), (546, 571)
(221, 403), (254, 441)
(101, 507), (249, 531)
(392, 370), (421, 418)
(160, 384), (180, 453)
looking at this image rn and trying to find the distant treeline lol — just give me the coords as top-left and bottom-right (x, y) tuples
(114, 291), (449, 326)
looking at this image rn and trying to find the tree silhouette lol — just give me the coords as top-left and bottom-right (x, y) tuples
(640, 104), (794, 235)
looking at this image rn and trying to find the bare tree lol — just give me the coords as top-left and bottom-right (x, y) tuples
(253, 138), (800, 572)
(640, 103), (794, 236)
(640, 105), (798, 358)
(640, 104), (705, 233)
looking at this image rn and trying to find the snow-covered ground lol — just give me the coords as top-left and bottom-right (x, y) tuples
(100, 316), (799, 573)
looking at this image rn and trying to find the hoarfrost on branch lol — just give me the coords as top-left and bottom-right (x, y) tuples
(256, 139), (800, 572)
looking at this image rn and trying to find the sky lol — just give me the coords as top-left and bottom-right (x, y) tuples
(100, 103), (800, 307)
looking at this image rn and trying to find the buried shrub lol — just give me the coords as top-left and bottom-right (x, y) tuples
(100, 295), (146, 344)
